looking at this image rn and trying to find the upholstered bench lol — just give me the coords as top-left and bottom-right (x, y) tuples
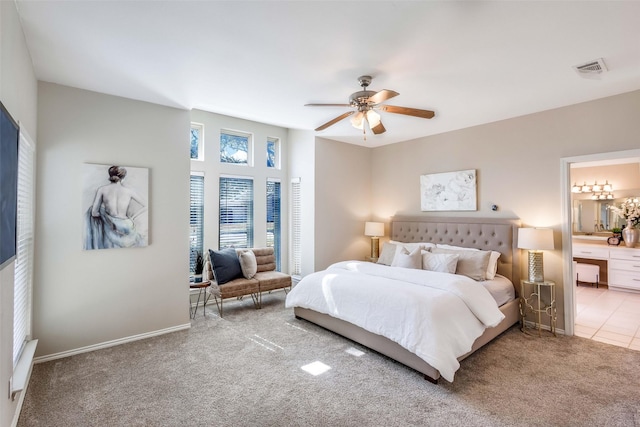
(576, 263), (599, 288)
(204, 247), (291, 317)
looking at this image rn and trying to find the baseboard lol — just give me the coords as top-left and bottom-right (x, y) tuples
(523, 320), (565, 335)
(34, 323), (192, 364)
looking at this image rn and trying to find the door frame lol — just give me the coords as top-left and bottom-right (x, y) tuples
(560, 148), (640, 336)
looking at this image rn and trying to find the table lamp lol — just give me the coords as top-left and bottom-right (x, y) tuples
(517, 228), (554, 282)
(365, 222), (385, 259)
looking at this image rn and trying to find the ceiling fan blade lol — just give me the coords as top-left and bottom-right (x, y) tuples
(315, 111), (355, 131)
(378, 105), (435, 119)
(368, 89), (399, 105)
(305, 103), (352, 107)
(371, 121), (386, 135)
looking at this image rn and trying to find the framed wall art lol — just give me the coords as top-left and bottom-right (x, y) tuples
(82, 163), (149, 250)
(420, 169), (477, 211)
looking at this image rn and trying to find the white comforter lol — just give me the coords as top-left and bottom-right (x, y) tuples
(285, 261), (505, 382)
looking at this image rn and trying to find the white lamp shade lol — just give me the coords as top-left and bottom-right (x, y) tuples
(364, 221), (384, 237)
(517, 228), (554, 250)
(366, 110), (381, 128)
(350, 111), (364, 129)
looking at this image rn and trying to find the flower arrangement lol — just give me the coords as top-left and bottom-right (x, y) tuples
(610, 198), (640, 227)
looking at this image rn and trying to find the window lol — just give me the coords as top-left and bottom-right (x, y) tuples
(14, 130), (35, 366)
(189, 173), (204, 273)
(220, 130), (251, 165)
(267, 137), (279, 168)
(267, 179), (281, 270)
(291, 178), (301, 276)
(219, 176), (253, 248)
(190, 123), (204, 161)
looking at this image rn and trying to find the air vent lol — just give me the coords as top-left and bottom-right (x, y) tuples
(573, 58), (607, 75)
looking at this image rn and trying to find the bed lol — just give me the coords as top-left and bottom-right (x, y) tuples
(285, 216), (521, 383)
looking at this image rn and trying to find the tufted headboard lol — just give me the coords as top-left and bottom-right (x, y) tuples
(390, 216), (521, 285)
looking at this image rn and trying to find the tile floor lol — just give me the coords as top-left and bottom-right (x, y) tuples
(575, 285), (640, 351)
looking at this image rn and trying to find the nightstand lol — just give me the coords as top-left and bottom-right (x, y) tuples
(520, 279), (557, 337)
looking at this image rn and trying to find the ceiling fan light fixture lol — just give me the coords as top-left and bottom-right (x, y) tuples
(350, 111), (364, 129)
(366, 110), (381, 128)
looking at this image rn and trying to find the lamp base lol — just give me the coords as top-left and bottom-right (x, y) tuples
(527, 251), (544, 282)
(370, 237), (380, 259)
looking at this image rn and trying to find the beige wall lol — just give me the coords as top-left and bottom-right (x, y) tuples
(0, 2), (38, 425)
(314, 137), (371, 270)
(34, 83), (191, 358)
(371, 89), (640, 330)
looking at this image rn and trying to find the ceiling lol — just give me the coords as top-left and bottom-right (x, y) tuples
(15, 1), (640, 147)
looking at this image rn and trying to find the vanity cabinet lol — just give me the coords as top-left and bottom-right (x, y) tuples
(573, 243), (640, 292)
(573, 244), (609, 260)
(609, 247), (640, 292)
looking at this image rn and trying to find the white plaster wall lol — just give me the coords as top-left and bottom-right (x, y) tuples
(189, 109), (289, 272)
(34, 83), (191, 358)
(371, 89), (640, 330)
(288, 129), (316, 276)
(0, 1), (38, 425)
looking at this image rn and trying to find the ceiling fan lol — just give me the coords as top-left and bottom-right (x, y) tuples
(305, 75), (435, 136)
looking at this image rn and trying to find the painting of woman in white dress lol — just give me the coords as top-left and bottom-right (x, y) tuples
(83, 164), (149, 250)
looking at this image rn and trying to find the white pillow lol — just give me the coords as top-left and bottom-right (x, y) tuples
(431, 247), (491, 281)
(377, 242), (397, 266)
(390, 240), (436, 252)
(238, 249), (258, 279)
(435, 244), (500, 280)
(422, 252), (459, 274)
(391, 247), (422, 269)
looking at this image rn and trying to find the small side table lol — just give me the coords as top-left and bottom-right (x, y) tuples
(189, 280), (211, 319)
(520, 280), (557, 337)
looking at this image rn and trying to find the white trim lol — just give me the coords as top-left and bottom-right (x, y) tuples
(220, 173), (254, 180)
(560, 148), (640, 337)
(33, 324), (191, 364)
(190, 170), (204, 177)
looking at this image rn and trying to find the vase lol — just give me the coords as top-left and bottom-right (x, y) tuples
(622, 220), (639, 248)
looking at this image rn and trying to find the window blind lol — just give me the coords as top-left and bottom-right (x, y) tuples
(219, 176), (254, 248)
(189, 174), (204, 273)
(291, 178), (301, 276)
(267, 179), (281, 270)
(13, 130), (35, 366)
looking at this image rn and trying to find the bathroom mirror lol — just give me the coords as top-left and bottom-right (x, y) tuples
(573, 196), (638, 233)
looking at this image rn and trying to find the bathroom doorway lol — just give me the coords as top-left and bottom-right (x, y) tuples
(561, 148), (640, 349)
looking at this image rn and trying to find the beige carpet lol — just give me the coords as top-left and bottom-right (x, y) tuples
(18, 291), (640, 426)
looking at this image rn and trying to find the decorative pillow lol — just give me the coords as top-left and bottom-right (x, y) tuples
(209, 248), (243, 285)
(435, 244), (500, 280)
(377, 242), (397, 266)
(422, 252), (459, 274)
(238, 249), (258, 279)
(391, 247), (422, 269)
(432, 247), (491, 281)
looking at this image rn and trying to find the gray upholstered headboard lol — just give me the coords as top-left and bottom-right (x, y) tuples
(390, 216), (521, 285)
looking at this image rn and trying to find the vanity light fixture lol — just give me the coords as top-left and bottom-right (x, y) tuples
(572, 180), (614, 199)
(571, 182), (582, 193)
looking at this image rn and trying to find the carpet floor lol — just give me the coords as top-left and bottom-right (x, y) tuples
(18, 291), (640, 426)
